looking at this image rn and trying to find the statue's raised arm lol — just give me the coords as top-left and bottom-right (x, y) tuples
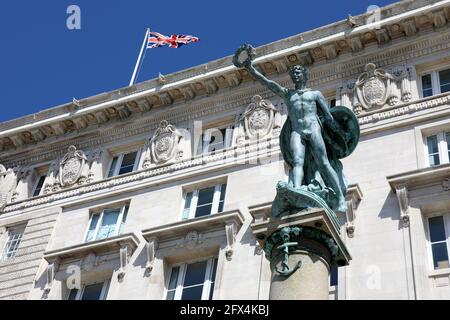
(233, 44), (287, 98)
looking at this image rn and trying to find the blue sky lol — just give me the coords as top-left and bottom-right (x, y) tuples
(0, 0), (396, 122)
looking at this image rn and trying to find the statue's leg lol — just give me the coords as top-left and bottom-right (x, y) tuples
(309, 125), (346, 211)
(289, 130), (306, 189)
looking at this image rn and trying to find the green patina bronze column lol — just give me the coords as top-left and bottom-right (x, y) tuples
(234, 44), (359, 300)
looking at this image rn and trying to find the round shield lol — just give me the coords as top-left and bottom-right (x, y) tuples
(324, 106), (360, 158)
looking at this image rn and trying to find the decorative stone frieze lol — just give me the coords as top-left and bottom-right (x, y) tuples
(2, 137), (279, 214)
(358, 93), (450, 125)
(235, 95), (281, 145)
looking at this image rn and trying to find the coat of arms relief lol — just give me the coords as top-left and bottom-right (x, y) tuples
(43, 146), (91, 194)
(142, 120), (185, 169)
(58, 145), (90, 187)
(340, 63), (413, 115)
(235, 95), (282, 145)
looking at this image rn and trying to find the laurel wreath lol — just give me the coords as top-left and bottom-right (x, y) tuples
(232, 44), (256, 68)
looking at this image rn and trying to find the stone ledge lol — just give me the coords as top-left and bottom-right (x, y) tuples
(387, 162), (450, 191)
(142, 210), (244, 242)
(142, 209), (245, 267)
(428, 268), (450, 278)
(249, 208), (350, 266)
(43, 233), (140, 263)
(346, 184), (363, 204)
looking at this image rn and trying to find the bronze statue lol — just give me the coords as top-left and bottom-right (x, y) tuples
(233, 44), (359, 214)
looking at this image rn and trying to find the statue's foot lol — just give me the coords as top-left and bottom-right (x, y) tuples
(294, 185), (308, 191)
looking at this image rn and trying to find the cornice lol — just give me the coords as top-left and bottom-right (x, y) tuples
(359, 92), (450, 132)
(43, 233), (140, 262)
(387, 162), (450, 191)
(141, 209), (245, 242)
(0, 87), (276, 167)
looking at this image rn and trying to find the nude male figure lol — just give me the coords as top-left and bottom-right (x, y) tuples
(234, 50), (347, 212)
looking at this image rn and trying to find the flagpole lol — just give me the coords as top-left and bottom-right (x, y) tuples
(129, 28), (150, 86)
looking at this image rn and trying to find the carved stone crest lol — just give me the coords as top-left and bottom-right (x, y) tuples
(236, 95), (281, 144)
(355, 63), (394, 110)
(82, 252), (97, 271)
(59, 145), (88, 187)
(148, 120), (183, 165)
(176, 231), (204, 249)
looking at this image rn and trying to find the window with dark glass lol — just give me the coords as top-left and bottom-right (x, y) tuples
(166, 257), (218, 300)
(439, 69), (450, 94)
(107, 151), (138, 177)
(330, 265), (338, 287)
(421, 68), (450, 97)
(329, 99), (336, 108)
(447, 132), (450, 160)
(427, 135), (440, 166)
(32, 175), (46, 197)
(421, 74), (433, 98)
(182, 184), (227, 220)
(67, 281), (109, 300)
(426, 131), (450, 166)
(428, 216), (449, 270)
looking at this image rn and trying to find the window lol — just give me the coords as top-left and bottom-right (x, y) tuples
(439, 69), (450, 94)
(32, 175), (46, 197)
(67, 281), (109, 300)
(198, 125), (234, 155)
(1, 226), (25, 261)
(107, 151), (139, 177)
(420, 68), (450, 97)
(428, 215), (450, 270)
(328, 98), (336, 108)
(330, 265), (338, 287)
(421, 74), (433, 98)
(85, 205), (129, 242)
(425, 131), (450, 166)
(182, 183), (227, 220)
(166, 257), (218, 300)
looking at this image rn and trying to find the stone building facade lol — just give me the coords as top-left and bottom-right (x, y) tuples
(1, 0), (450, 300)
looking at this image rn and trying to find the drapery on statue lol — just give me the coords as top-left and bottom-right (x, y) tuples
(233, 44), (359, 215)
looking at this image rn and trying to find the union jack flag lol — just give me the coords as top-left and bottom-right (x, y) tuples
(147, 32), (199, 49)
